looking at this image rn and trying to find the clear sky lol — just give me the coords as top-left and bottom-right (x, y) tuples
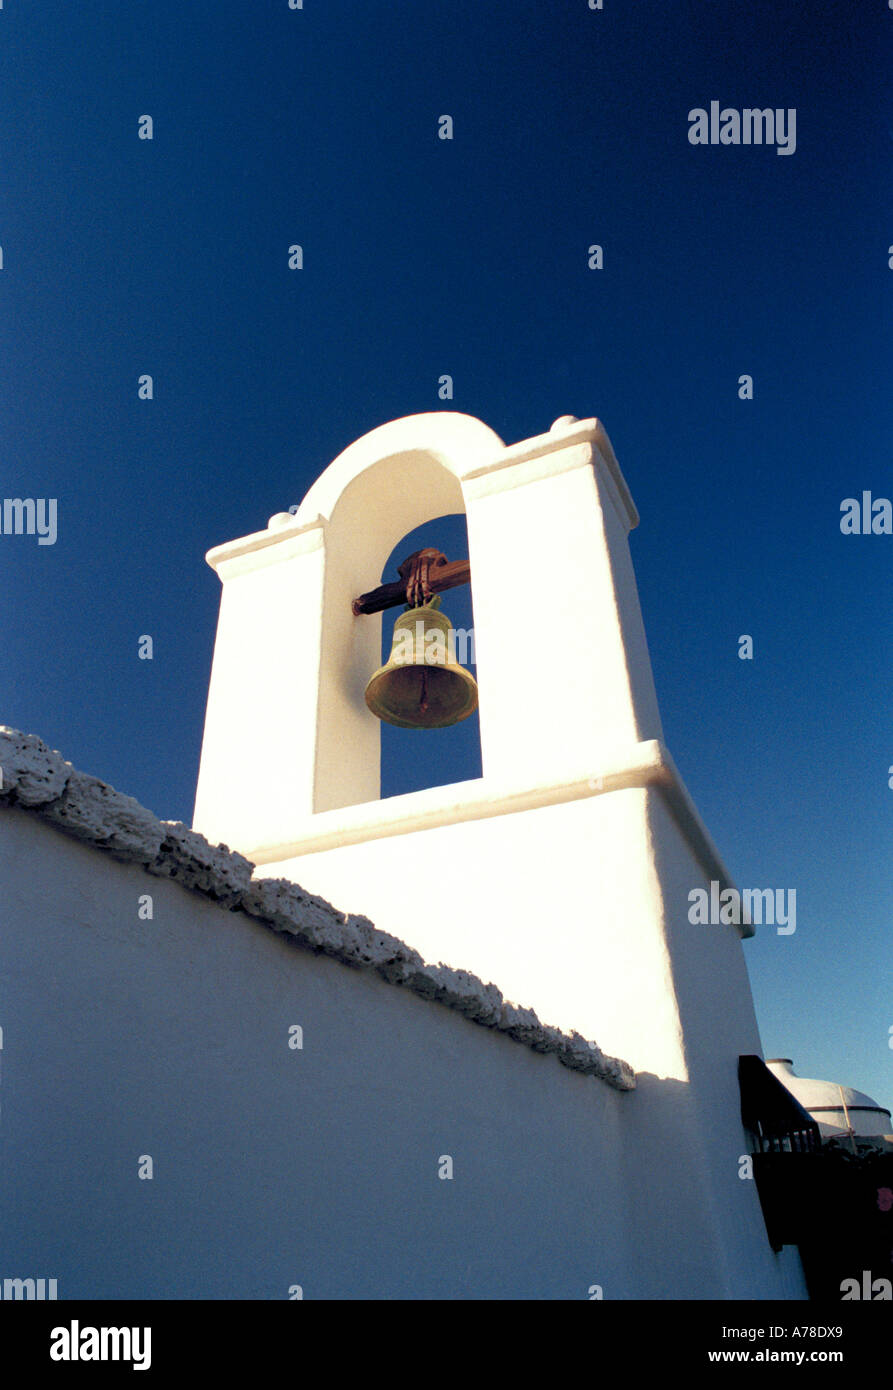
(2, 2), (890, 1111)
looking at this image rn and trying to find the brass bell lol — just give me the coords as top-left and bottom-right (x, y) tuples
(364, 602), (478, 729)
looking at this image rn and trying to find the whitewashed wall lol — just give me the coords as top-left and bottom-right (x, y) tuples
(0, 805), (805, 1300)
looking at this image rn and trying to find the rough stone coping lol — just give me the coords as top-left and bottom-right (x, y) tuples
(0, 726), (636, 1093)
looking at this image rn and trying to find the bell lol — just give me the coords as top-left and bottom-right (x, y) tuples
(364, 603), (478, 729)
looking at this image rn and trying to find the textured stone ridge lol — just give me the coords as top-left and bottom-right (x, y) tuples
(0, 726), (636, 1092)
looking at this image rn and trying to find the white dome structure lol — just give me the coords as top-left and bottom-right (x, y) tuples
(766, 1059), (893, 1144)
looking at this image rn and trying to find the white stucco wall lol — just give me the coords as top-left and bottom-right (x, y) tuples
(0, 802), (805, 1300)
(255, 770), (794, 1297)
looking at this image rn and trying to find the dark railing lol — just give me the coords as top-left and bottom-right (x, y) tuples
(739, 1054), (822, 1154)
(739, 1055), (893, 1297)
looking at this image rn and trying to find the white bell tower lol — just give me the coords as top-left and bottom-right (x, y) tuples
(194, 410), (764, 1079)
(194, 411), (665, 828)
(192, 411), (803, 1298)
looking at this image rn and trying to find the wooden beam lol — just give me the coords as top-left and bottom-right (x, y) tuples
(352, 559), (470, 615)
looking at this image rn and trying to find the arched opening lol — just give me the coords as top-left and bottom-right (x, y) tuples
(308, 419), (503, 816)
(377, 513), (482, 800)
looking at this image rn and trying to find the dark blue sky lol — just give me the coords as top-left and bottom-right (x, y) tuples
(3, 2), (891, 1108)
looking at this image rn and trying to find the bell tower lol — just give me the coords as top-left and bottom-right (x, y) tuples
(194, 411), (762, 1086)
(192, 410), (797, 1298)
(194, 412), (663, 837)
